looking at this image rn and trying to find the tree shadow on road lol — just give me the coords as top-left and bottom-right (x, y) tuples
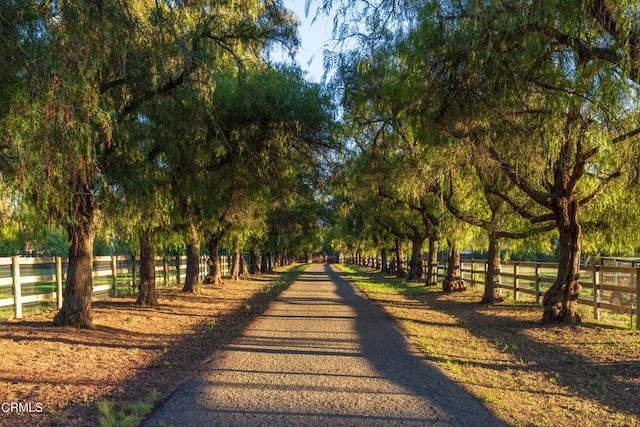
(328, 264), (505, 426)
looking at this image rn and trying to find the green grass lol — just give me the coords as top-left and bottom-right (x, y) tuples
(336, 264), (434, 295)
(97, 389), (158, 427)
(0, 273), (141, 299)
(339, 263), (638, 330)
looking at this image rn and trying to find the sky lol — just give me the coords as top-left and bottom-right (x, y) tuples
(274, 1), (334, 82)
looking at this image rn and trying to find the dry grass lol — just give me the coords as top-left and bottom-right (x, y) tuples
(338, 264), (640, 427)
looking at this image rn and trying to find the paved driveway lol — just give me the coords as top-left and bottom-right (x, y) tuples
(141, 263), (504, 426)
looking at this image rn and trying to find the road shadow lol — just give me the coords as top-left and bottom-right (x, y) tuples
(141, 264), (504, 426)
(325, 264), (505, 426)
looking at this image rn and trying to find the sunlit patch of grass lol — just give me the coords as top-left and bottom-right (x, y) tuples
(97, 389), (158, 427)
(335, 264), (433, 295)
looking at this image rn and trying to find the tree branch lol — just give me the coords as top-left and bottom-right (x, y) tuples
(485, 146), (553, 208)
(612, 125), (640, 144)
(531, 213), (556, 224)
(578, 169), (623, 207)
(495, 223), (556, 239)
(586, 0), (640, 83)
(440, 178), (487, 228)
(486, 188), (539, 220)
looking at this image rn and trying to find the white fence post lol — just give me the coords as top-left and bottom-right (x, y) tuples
(12, 256), (22, 319)
(592, 265), (600, 321)
(56, 256), (63, 309)
(513, 262), (519, 301)
(535, 262), (541, 304)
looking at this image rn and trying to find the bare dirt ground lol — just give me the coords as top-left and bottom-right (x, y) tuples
(0, 269), (297, 427)
(341, 266), (640, 427)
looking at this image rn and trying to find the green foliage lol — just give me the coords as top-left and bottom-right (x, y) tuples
(0, 220), (23, 256)
(328, 0), (640, 267)
(1, 0), (310, 257)
(154, 63), (335, 257)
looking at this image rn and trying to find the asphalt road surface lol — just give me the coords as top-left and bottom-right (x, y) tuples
(141, 263), (505, 426)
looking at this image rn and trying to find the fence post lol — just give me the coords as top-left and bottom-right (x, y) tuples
(12, 256), (22, 319)
(592, 265), (600, 321)
(56, 256), (63, 309)
(636, 266), (640, 331)
(111, 256), (118, 297)
(513, 262), (519, 301)
(470, 259), (475, 288)
(535, 262), (541, 304)
(131, 255), (137, 290)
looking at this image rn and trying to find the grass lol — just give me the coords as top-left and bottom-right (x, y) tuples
(336, 263), (640, 427)
(97, 389), (158, 427)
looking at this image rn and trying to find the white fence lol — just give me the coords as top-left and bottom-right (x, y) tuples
(0, 254), (234, 319)
(349, 255), (640, 329)
(449, 260), (638, 319)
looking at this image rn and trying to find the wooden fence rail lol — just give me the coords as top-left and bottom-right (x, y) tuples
(0, 254), (234, 319)
(348, 256), (640, 329)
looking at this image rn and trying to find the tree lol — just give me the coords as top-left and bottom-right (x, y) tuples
(437, 141), (557, 303)
(5, 0), (299, 327)
(103, 110), (180, 306)
(393, 0), (640, 323)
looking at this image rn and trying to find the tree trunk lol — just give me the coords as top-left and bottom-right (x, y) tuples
(53, 195), (95, 328)
(447, 243), (460, 277)
(239, 250), (248, 278)
(231, 242), (240, 281)
(425, 235), (438, 287)
(182, 220), (200, 293)
(249, 247), (260, 275)
(380, 248), (388, 274)
(204, 233), (223, 285)
(260, 251), (268, 273)
(136, 227), (158, 306)
(395, 238), (407, 279)
(481, 233), (503, 304)
(543, 200), (583, 323)
(443, 239), (466, 292)
(407, 232), (426, 282)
